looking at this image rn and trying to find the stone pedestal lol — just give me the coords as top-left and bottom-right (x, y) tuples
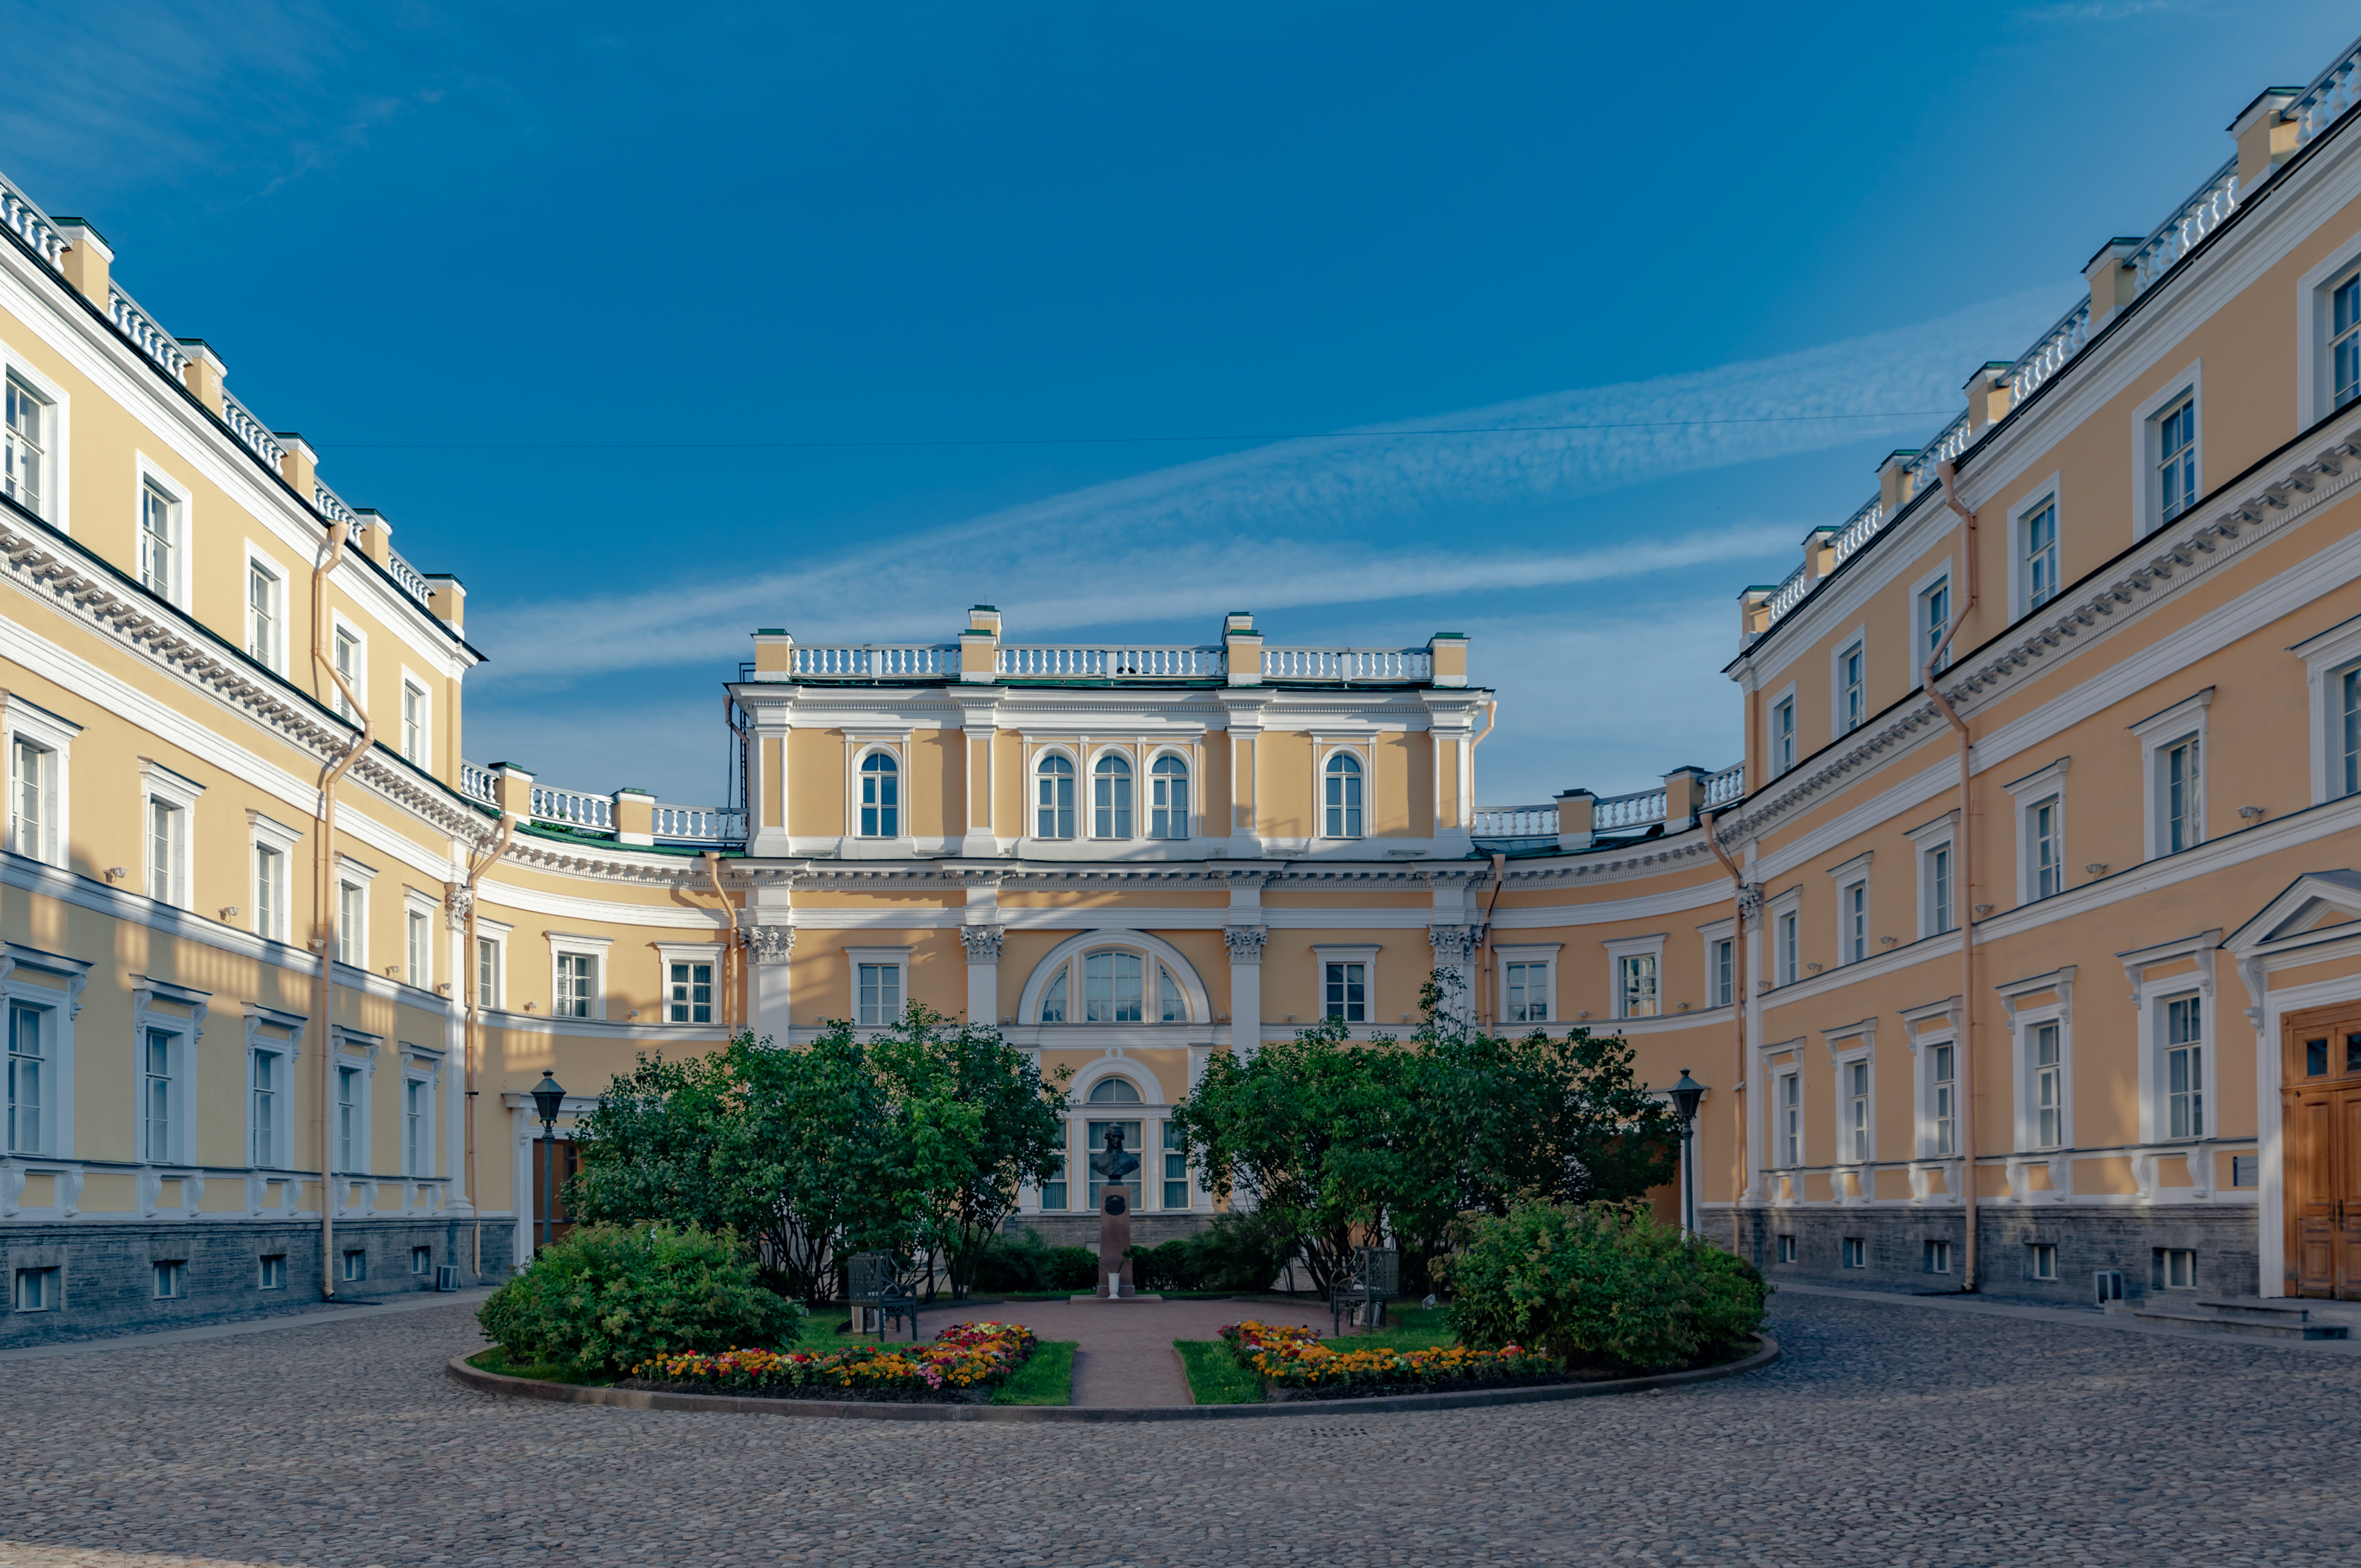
(1097, 1190), (1135, 1297)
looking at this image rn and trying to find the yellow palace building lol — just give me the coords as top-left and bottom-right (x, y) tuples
(14, 32), (2361, 1341)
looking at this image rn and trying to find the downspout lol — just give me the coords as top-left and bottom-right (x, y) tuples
(703, 850), (740, 1034)
(461, 809), (515, 1280)
(1927, 459), (1981, 1291)
(309, 521), (372, 1301)
(1466, 700), (1500, 1024)
(1701, 812), (1749, 1253)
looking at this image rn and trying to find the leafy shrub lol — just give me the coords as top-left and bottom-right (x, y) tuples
(969, 1232), (1099, 1292)
(476, 1223), (803, 1374)
(1438, 1200), (1768, 1371)
(1126, 1239), (1207, 1292)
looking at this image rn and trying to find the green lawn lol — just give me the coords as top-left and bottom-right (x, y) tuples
(991, 1340), (1076, 1404)
(466, 1346), (616, 1386)
(1174, 1339), (1264, 1404)
(1317, 1304), (1457, 1354)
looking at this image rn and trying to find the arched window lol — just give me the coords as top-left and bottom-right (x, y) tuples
(1040, 967), (1068, 1022)
(1086, 1076), (1143, 1104)
(1084, 950), (1144, 1022)
(1323, 751), (1364, 838)
(859, 753), (898, 837)
(1157, 964), (1188, 1022)
(1036, 753), (1075, 838)
(1150, 756), (1189, 840)
(1092, 755), (1134, 839)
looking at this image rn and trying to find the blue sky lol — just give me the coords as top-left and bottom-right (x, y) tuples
(5, 1), (2355, 809)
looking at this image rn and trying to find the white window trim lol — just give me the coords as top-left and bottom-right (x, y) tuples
(545, 930), (613, 1022)
(2292, 613), (2361, 805)
(1824, 1028), (1877, 1171)
(138, 758), (203, 910)
(1829, 626), (1868, 741)
(2, 942), (91, 1162)
(1909, 558), (1956, 677)
(2129, 687), (2214, 860)
(1900, 998), (1964, 1160)
(1087, 744), (1140, 841)
(1826, 851), (1872, 966)
(473, 918), (512, 1011)
(329, 613), (368, 723)
(396, 666), (431, 771)
(2007, 476), (2063, 622)
(1311, 943), (1381, 1023)
(1603, 932), (1667, 1020)
(243, 1006), (306, 1173)
(2297, 229), (2361, 429)
(242, 542), (291, 675)
(1771, 1058), (1805, 1171)
(130, 977), (209, 1168)
(3, 692), (80, 870)
(1026, 742), (1080, 843)
(132, 453), (190, 608)
(401, 893), (438, 991)
(1494, 943), (1562, 1025)
(2121, 939), (2219, 1156)
(335, 855), (378, 974)
(1766, 681), (1799, 778)
(1903, 812), (1958, 939)
(1992, 966), (2077, 1157)
(1768, 887), (1803, 988)
(246, 810), (303, 943)
(1, 346), (70, 529)
(330, 1031), (379, 1177)
(2001, 756), (2071, 907)
(1695, 919), (1737, 1012)
(2130, 359), (2203, 542)
(1144, 745), (1197, 841)
(1317, 744), (1372, 840)
(848, 737), (913, 843)
(846, 944), (913, 1029)
(399, 1053), (438, 1179)
(655, 941), (725, 1025)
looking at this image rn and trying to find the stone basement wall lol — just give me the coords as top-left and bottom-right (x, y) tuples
(1732, 1204), (2261, 1305)
(0, 1216), (515, 1348)
(1003, 1214), (1213, 1251)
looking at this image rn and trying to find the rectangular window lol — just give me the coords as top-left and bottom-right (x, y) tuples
(2165, 737), (2201, 854)
(255, 845), (285, 941)
(2029, 1242), (2058, 1281)
(147, 797), (184, 906)
(1773, 697), (1796, 775)
(1779, 1071), (1801, 1168)
(333, 626), (361, 722)
(2033, 1022), (2063, 1149)
(669, 961), (714, 1023)
(336, 1065), (360, 1171)
(1039, 1150), (1067, 1211)
(153, 1260), (186, 1299)
(12, 737), (54, 865)
(406, 908), (430, 988)
(401, 681), (427, 765)
(2166, 996), (2203, 1139)
(1323, 756), (1364, 838)
(556, 952), (596, 1019)
(1929, 1041), (1955, 1157)
(476, 937), (500, 1007)
(1923, 1239), (1951, 1274)
(1149, 758), (1189, 840)
(247, 561), (280, 667)
(2338, 271), (2361, 411)
(8, 1003), (44, 1155)
(1926, 844), (1953, 935)
(1840, 643), (1864, 734)
(1091, 758), (1133, 839)
(857, 962), (901, 1027)
(2, 375), (47, 517)
(1776, 1233), (1796, 1264)
(144, 1028), (173, 1163)
(14, 1266), (59, 1311)
(140, 482), (177, 598)
(1842, 882), (1867, 964)
(251, 1052), (277, 1167)
(1323, 961), (1367, 1023)
(1504, 961), (1547, 1023)
(412, 1245), (434, 1276)
(259, 1254), (286, 1290)
(1085, 952), (1145, 1023)
(1711, 939), (1734, 1009)
(2155, 1247), (2196, 1291)
(343, 1249), (368, 1283)
(403, 1078), (426, 1176)
(2157, 396), (2197, 525)
(1034, 759), (1072, 839)
(2031, 798), (2061, 899)
(2023, 500), (2059, 612)
(1921, 577), (1950, 674)
(1162, 1121), (1188, 1210)
(1841, 1238), (1865, 1269)
(337, 882), (363, 967)
(1617, 953), (1659, 1018)
(2343, 667), (2361, 798)
(1777, 910), (1799, 986)
(1845, 1058), (1870, 1163)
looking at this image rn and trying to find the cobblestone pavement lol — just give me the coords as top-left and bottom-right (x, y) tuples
(1, 1291), (2354, 1567)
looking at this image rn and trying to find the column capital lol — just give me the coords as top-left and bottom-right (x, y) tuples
(744, 925), (796, 965)
(1222, 925), (1268, 965)
(958, 924), (1005, 963)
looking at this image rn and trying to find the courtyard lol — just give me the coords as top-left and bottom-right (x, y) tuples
(0, 1290), (2352, 1566)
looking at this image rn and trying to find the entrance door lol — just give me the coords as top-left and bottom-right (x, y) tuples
(2283, 1009), (2361, 1298)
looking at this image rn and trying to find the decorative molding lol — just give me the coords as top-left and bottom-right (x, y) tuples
(1426, 924), (1484, 964)
(1222, 925), (1268, 964)
(744, 925), (796, 966)
(958, 924), (1004, 963)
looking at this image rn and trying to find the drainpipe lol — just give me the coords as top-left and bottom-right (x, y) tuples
(309, 521), (372, 1301)
(460, 809), (514, 1280)
(1466, 702), (1499, 1023)
(1701, 813), (1749, 1253)
(1926, 459), (1981, 1291)
(703, 850), (740, 1034)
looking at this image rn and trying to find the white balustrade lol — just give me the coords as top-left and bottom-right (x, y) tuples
(1903, 413), (1973, 496)
(1594, 787), (1668, 832)
(1827, 497), (1886, 568)
(1470, 805), (1558, 838)
(2129, 157), (2239, 292)
(529, 786), (612, 829)
(106, 287), (189, 378)
(792, 644), (957, 677)
(2007, 299), (2091, 405)
(1703, 762), (1745, 807)
(998, 644), (1223, 678)
(385, 547), (434, 607)
(1260, 647), (1432, 681)
(2293, 39), (2361, 148)
(315, 484), (359, 528)
(1762, 563), (1809, 624)
(0, 177), (65, 269)
(654, 806), (745, 841)
(459, 762), (498, 804)
(219, 392), (286, 470)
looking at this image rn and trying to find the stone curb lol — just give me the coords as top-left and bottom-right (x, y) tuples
(445, 1333), (1779, 1423)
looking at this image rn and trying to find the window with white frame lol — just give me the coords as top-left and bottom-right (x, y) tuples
(245, 554), (284, 671)
(142, 1025), (175, 1162)
(144, 786), (190, 908)
(1926, 1040), (1956, 1157)
(3, 374), (50, 518)
(849, 947), (909, 1027)
(548, 931), (610, 1020)
(2343, 664), (2360, 799)
(1149, 756), (1190, 839)
(1773, 896), (1801, 988)
(1918, 574), (1951, 675)
(1835, 637), (1866, 736)
(1711, 936), (1734, 1009)
(475, 929), (505, 1009)
(2335, 267), (2361, 411)
(1091, 754), (1134, 838)
(1033, 943), (1193, 1025)
(332, 623), (364, 722)
(337, 879), (366, 967)
(1034, 753), (1074, 838)
(1770, 692), (1797, 776)
(1322, 752), (1364, 838)
(5, 694), (77, 871)
(248, 1035), (296, 1168)
(402, 1069), (431, 1177)
(2132, 367), (2201, 540)
(2155, 394), (2197, 527)
(246, 812), (299, 943)
(2130, 689), (2209, 860)
(2020, 494), (2060, 614)
(1039, 964), (1068, 1022)
(2289, 617), (2361, 806)
(1606, 935), (1665, 1020)
(2163, 994), (2204, 1139)
(2031, 1020), (2064, 1149)
(668, 958), (714, 1023)
(1496, 944), (1560, 1024)
(1776, 1068), (1801, 1167)
(1156, 963), (1187, 1023)
(8, 1000), (49, 1154)
(1087, 950), (1146, 1021)
(1840, 1053), (1872, 1164)
(1325, 960), (1367, 1022)
(405, 906), (431, 988)
(139, 479), (181, 602)
(335, 1062), (363, 1172)
(1829, 857), (1869, 964)
(400, 680), (428, 768)
(2003, 756), (2070, 907)
(1905, 815), (1955, 939)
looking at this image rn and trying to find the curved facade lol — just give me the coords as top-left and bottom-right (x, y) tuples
(14, 35), (2361, 1340)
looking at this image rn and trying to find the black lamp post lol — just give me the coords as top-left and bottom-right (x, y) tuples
(1668, 1070), (1707, 1238)
(531, 1071), (567, 1250)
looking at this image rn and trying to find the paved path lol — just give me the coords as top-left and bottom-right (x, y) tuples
(4, 1291), (2360, 1565)
(952, 1297), (1330, 1406)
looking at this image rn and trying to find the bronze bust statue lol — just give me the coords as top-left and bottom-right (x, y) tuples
(1088, 1125), (1141, 1185)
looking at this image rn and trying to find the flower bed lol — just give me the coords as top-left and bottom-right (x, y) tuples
(627, 1322), (1039, 1402)
(1217, 1319), (1560, 1399)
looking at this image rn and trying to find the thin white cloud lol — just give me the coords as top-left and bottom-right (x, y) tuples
(472, 285), (2076, 687)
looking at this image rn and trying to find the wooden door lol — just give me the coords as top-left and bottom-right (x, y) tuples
(2283, 1009), (2361, 1299)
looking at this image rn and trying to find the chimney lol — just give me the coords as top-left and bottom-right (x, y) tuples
(1964, 362), (2014, 433)
(352, 508), (394, 566)
(1802, 525), (1839, 583)
(1426, 632), (1469, 688)
(961, 604), (1000, 683)
(2231, 86), (2304, 189)
(274, 433), (318, 498)
(2085, 237), (2143, 328)
(1555, 788), (1596, 852)
(1739, 587), (1775, 641)
(423, 574), (466, 632)
(1223, 612), (1263, 687)
(50, 219), (111, 308)
(612, 788), (655, 846)
(176, 340), (227, 414)
(1662, 765), (1709, 831)
(751, 629), (794, 679)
